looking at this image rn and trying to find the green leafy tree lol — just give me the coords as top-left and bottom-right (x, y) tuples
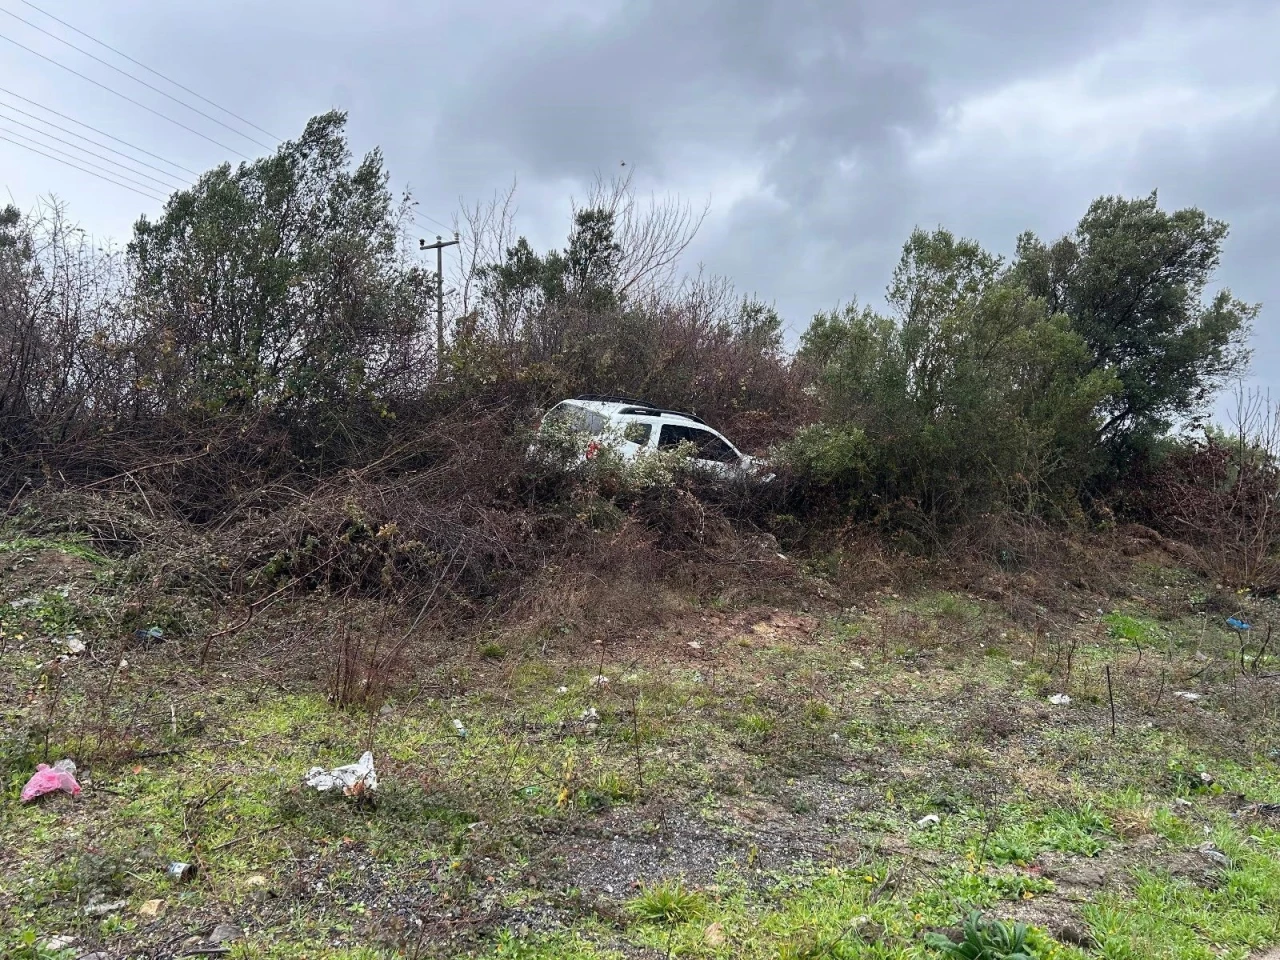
(1014, 192), (1255, 462)
(799, 228), (1115, 534)
(129, 111), (424, 416)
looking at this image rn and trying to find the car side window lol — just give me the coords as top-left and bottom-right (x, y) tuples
(623, 422), (652, 445)
(692, 431), (738, 463)
(657, 425), (738, 463)
(657, 424), (694, 450)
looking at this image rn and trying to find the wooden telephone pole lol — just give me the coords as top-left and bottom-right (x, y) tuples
(420, 233), (460, 369)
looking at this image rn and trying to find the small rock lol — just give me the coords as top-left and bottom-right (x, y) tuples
(138, 898), (166, 919)
(244, 874), (275, 902)
(66, 637), (86, 655)
(1056, 863), (1107, 887)
(556, 686), (568, 694)
(1048, 693), (1072, 705)
(580, 707), (600, 723)
(42, 935), (76, 951)
(589, 675), (610, 686)
(378, 704), (395, 717)
(211, 921), (245, 944)
(687, 641), (703, 650)
(1049, 919), (1095, 948)
(704, 921), (726, 947)
(1174, 798), (1193, 809)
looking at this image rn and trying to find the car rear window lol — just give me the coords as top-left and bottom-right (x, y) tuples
(543, 402), (605, 435)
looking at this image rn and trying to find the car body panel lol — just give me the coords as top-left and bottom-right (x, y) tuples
(533, 398), (772, 481)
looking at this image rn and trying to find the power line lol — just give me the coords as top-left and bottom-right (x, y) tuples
(0, 29), (251, 159)
(0, 130), (163, 201)
(0, 106), (189, 189)
(0, 99), (191, 184)
(414, 210), (454, 233)
(18, 0), (280, 143)
(0, 5), (273, 150)
(0, 86), (199, 174)
(0, 125), (173, 196)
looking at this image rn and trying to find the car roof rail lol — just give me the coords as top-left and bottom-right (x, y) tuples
(658, 408), (708, 426)
(574, 393), (657, 407)
(624, 406), (708, 426)
(575, 394), (710, 427)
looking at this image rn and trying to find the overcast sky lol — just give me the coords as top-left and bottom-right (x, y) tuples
(3, 0), (1277, 409)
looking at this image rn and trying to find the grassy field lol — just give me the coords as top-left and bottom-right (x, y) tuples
(3, 534), (1279, 959)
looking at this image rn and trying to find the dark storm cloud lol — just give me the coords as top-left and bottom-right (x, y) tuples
(3, 0), (1277, 392)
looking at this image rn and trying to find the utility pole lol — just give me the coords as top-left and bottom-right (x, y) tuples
(420, 233), (460, 371)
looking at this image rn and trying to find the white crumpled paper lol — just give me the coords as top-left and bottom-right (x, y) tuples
(303, 751), (378, 797)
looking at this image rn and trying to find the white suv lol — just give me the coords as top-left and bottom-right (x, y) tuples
(534, 395), (772, 481)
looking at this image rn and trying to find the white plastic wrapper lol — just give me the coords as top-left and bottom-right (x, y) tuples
(303, 751), (378, 796)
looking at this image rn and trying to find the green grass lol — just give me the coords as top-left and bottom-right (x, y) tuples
(0, 535), (108, 565)
(1104, 612), (1165, 646)
(5, 545), (1280, 959)
(628, 878), (708, 924)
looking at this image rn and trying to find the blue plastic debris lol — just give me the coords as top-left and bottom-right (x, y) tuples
(1226, 617), (1251, 631)
(133, 626), (165, 644)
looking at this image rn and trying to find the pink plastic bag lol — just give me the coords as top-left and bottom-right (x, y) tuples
(21, 759), (81, 802)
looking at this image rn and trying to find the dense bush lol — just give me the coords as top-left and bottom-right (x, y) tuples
(0, 111), (1261, 581)
(1125, 392), (1280, 592)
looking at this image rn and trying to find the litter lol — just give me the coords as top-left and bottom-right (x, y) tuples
(20, 758), (81, 802)
(1048, 693), (1072, 705)
(556, 686), (569, 694)
(1226, 617), (1250, 631)
(580, 707), (600, 723)
(1173, 691), (1203, 702)
(66, 636), (86, 655)
(589, 675), (610, 686)
(167, 861), (197, 883)
(134, 626), (165, 644)
(84, 899), (127, 917)
(302, 751), (378, 797)
(1197, 842), (1230, 867)
(452, 718), (468, 738)
(916, 814), (941, 829)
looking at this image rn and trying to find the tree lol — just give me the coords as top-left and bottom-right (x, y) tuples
(129, 111), (425, 416)
(1014, 192), (1255, 462)
(1, 200), (128, 453)
(798, 228), (1116, 534)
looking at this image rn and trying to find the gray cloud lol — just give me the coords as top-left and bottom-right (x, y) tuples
(3, 0), (1277, 400)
